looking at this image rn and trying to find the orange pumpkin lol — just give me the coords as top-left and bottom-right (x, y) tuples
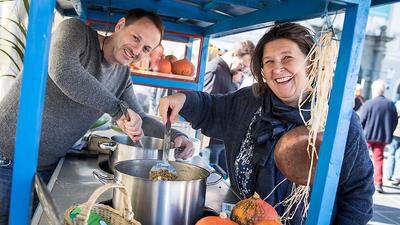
(158, 58), (172, 74)
(231, 193), (281, 225)
(196, 212), (238, 225)
(165, 54), (178, 63)
(171, 59), (195, 76)
(255, 221), (282, 225)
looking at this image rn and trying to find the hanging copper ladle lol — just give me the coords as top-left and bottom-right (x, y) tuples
(274, 125), (323, 186)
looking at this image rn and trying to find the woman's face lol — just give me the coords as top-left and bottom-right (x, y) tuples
(262, 38), (308, 107)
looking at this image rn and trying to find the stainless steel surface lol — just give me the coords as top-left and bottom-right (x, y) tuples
(35, 156), (239, 225)
(35, 157), (111, 225)
(34, 174), (62, 225)
(92, 169), (115, 184)
(113, 159), (209, 225)
(104, 135), (164, 172)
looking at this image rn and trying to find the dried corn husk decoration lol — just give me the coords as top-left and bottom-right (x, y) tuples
(276, 26), (339, 221)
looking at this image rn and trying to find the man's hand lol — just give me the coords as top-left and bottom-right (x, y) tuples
(116, 108), (144, 141)
(173, 135), (195, 160)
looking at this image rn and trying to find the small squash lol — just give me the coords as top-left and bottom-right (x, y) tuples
(165, 54), (178, 63)
(274, 125), (322, 185)
(171, 59), (195, 76)
(255, 221), (282, 225)
(231, 193), (281, 225)
(158, 58), (172, 74)
(196, 212), (238, 225)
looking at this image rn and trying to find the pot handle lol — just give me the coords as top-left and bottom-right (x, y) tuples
(92, 169), (115, 184)
(75, 183), (140, 225)
(206, 170), (224, 186)
(98, 141), (117, 152)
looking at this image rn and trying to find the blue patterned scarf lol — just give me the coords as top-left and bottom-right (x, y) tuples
(234, 89), (311, 197)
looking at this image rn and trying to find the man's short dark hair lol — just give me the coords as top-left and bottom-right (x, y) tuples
(125, 8), (164, 44)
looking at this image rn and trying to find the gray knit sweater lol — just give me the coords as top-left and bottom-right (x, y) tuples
(0, 18), (183, 168)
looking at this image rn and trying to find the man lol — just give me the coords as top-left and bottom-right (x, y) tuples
(360, 80), (398, 193)
(203, 40), (255, 173)
(0, 9), (193, 224)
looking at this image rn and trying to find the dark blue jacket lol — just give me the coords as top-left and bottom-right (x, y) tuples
(360, 95), (398, 144)
(180, 86), (374, 225)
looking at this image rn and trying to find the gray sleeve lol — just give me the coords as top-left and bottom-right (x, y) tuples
(121, 80), (186, 140)
(203, 70), (215, 93)
(48, 18), (121, 118)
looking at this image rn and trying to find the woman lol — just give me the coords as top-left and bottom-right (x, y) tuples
(384, 100), (400, 186)
(159, 23), (374, 224)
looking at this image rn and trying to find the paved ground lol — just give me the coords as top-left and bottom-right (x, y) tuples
(368, 183), (400, 225)
(368, 151), (400, 225)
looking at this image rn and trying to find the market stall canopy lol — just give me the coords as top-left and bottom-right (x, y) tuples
(55, 0), (395, 37)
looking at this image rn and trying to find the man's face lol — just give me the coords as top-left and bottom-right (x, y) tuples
(230, 54), (251, 81)
(112, 17), (161, 65)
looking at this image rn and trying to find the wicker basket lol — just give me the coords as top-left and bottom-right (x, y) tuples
(64, 183), (141, 225)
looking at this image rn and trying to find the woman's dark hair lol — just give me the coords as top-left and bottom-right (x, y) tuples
(251, 22), (315, 96)
(125, 8), (164, 44)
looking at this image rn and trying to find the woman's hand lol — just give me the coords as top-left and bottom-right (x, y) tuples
(158, 93), (186, 124)
(116, 108), (144, 141)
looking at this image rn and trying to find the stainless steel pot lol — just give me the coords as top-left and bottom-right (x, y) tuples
(113, 159), (210, 225)
(99, 135), (164, 172)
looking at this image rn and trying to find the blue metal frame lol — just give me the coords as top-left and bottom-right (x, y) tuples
(196, 36), (210, 91)
(85, 11), (205, 36)
(8, 0), (56, 224)
(85, 0), (230, 23)
(205, 0), (327, 37)
(306, 1), (371, 224)
(131, 75), (200, 90)
(371, 0), (400, 6)
(185, 38), (194, 60)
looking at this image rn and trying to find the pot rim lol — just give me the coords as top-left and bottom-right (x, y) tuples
(114, 159), (211, 183)
(111, 135), (169, 151)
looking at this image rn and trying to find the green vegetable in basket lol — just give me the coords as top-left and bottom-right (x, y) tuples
(69, 207), (110, 225)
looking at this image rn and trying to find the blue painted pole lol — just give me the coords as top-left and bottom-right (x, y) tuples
(131, 75), (200, 90)
(185, 38), (194, 60)
(197, 36), (210, 91)
(9, 0), (56, 224)
(306, 1), (371, 225)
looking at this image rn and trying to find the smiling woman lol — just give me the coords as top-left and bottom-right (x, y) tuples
(158, 22), (374, 225)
